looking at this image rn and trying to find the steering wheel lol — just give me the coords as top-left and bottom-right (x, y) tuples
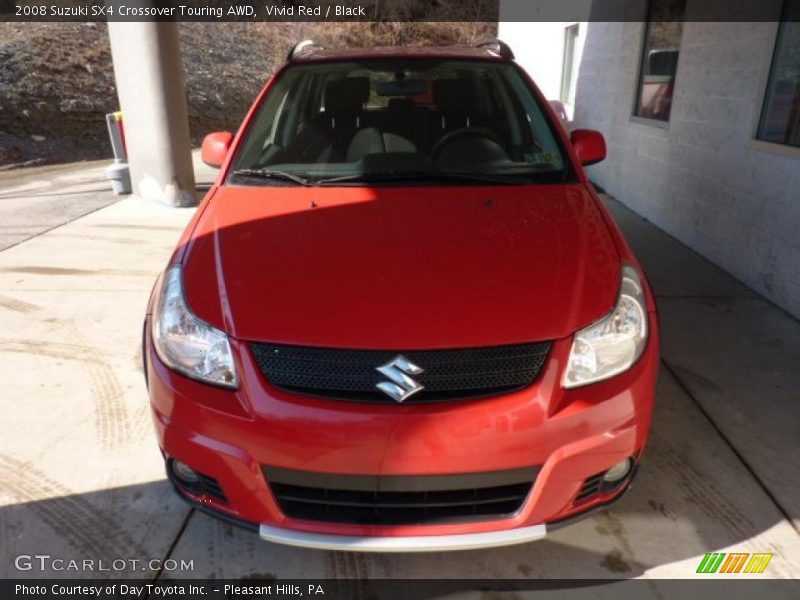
(431, 127), (506, 160)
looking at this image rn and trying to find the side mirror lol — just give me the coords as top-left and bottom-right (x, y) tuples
(201, 131), (233, 168)
(570, 129), (606, 166)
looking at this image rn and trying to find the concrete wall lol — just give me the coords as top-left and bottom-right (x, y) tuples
(574, 22), (800, 318)
(499, 22), (587, 119)
(499, 23), (571, 99)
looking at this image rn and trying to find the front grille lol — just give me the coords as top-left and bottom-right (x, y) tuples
(250, 342), (551, 403)
(265, 466), (537, 525)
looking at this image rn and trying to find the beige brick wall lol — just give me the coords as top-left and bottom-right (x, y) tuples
(574, 21), (800, 318)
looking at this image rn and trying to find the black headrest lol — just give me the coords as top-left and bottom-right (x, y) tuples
(324, 77), (370, 114)
(433, 79), (478, 114)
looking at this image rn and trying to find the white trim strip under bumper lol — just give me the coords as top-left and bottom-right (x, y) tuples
(259, 523), (547, 552)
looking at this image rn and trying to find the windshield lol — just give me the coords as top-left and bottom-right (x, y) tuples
(230, 58), (572, 186)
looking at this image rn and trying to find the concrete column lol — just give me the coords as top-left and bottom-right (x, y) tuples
(107, 21), (196, 206)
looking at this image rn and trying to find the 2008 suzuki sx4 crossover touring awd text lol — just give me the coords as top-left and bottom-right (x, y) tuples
(143, 40), (659, 552)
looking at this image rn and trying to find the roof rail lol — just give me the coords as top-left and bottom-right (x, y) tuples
(477, 39), (515, 60)
(287, 40), (324, 61)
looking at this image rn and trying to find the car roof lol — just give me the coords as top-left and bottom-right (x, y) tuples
(290, 45), (508, 64)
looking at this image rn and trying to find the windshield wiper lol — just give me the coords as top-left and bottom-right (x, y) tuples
(231, 168), (311, 186)
(316, 169), (524, 186)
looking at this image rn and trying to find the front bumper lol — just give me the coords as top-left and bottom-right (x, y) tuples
(258, 522), (547, 552)
(145, 314), (658, 549)
(167, 465), (636, 551)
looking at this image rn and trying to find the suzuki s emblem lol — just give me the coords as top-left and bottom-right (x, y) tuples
(375, 355), (424, 403)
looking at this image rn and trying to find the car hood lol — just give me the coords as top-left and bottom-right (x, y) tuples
(182, 184), (619, 349)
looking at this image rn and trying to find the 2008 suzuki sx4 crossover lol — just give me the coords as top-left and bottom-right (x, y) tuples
(144, 40), (659, 551)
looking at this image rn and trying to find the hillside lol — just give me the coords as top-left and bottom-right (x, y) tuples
(0, 21), (495, 169)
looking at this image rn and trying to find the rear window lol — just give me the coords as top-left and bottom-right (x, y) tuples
(230, 58), (572, 186)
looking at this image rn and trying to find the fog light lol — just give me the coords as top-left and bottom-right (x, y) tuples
(603, 458), (632, 483)
(172, 460), (199, 484)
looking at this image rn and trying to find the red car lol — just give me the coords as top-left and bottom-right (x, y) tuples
(144, 40), (659, 551)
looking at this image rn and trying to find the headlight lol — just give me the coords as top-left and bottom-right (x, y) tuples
(152, 265), (238, 388)
(562, 265), (648, 388)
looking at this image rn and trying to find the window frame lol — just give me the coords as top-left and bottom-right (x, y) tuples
(632, 0), (686, 123)
(754, 2), (800, 150)
(560, 23), (581, 106)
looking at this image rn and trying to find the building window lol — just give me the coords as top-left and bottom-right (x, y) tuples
(560, 24), (580, 106)
(633, 0), (686, 121)
(757, 3), (800, 148)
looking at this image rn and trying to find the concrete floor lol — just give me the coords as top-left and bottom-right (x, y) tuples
(0, 160), (116, 251)
(1, 161), (799, 589)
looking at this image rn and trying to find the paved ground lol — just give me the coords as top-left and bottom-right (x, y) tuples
(0, 160), (116, 251)
(0, 162), (799, 589)
(0, 153), (216, 252)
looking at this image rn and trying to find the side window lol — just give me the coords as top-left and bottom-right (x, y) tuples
(633, 0), (686, 121)
(756, 1), (800, 148)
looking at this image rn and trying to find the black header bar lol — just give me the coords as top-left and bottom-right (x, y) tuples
(1, 0), (797, 23)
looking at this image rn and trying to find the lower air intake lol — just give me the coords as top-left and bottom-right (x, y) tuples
(265, 466), (538, 526)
